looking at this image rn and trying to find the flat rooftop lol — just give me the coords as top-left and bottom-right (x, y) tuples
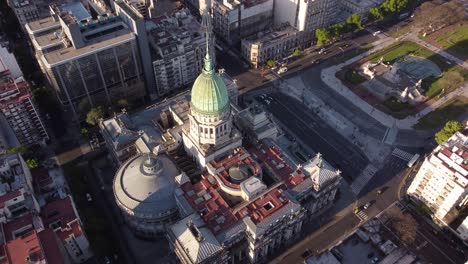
(42, 29), (135, 66)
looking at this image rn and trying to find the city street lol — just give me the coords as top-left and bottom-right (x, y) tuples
(264, 92), (369, 180)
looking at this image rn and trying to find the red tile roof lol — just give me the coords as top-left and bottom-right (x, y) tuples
(2, 213), (34, 242)
(181, 174), (293, 234)
(0, 190), (23, 208)
(1, 231), (45, 264)
(37, 229), (65, 264)
(41, 196), (83, 242)
(31, 168), (53, 189)
(248, 140), (306, 188)
(208, 147), (261, 190)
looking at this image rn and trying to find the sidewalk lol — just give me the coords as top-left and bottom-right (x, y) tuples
(321, 35), (468, 130)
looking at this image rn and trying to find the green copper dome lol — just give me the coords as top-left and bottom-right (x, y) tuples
(190, 53), (229, 116)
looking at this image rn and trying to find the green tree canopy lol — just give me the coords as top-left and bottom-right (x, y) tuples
(315, 28), (331, 46)
(435, 120), (463, 144)
(6, 145), (28, 155)
(292, 49), (301, 56)
(266, 59), (276, 67)
(345, 13), (363, 31)
(26, 159), (39, 169)
(369, 7), (384, 21)
(86, 106), (105, 126)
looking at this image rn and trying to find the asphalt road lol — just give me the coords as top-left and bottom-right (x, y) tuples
(264, 92), (369, 180)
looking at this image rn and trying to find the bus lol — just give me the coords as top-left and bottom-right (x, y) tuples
(407, 153), (420, 168)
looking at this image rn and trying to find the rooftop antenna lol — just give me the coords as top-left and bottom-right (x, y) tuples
(200, 8), (214, 73)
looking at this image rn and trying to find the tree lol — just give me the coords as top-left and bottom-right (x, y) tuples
(80, 128), (89, 138)
(266, 59), (275, 67)
(435, 121), (463, 144)
(329, 23), (345, 39)
(413, 0), (464, 33)
(369, 7), (383, 21)
(26, 159), (39, 169)
(86, 106), (105, 126)
(387, 207), (418, 244)
(315, 28), (331, 46)
(345, 14), (363, 31)
(292, 49), (301, 57)
(6, 145), (28, 154)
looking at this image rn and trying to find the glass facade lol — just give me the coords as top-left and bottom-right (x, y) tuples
(48, 40), (145, 118)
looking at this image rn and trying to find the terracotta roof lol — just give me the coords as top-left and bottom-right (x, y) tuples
(31, 168), (53, 189)
(248, 140), (306, 188)
(2, 213), (34, 242)
(37, 228), (65, 264)
(2, 231), (45, 264)
(41, 196), (83, 242)
(0, 190), (23, 208)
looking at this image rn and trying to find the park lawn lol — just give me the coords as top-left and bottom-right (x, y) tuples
(367, 41), (468, 98)
(389, 25), (412, 38)
(423, 22), (468, 61)
(413, 96), (468, 130)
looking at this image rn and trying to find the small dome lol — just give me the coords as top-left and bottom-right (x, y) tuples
(190, 54), (229, 116)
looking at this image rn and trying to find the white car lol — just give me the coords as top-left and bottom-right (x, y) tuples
(86, 193), (93, 203)
(277, 67), (288, 74)
(373, 30), (382, 36)
(363, 201), (372, 210)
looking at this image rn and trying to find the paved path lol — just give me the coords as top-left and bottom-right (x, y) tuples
(321, 34), (468, 130)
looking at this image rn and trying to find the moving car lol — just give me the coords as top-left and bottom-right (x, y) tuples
(86, 193), (93, 203)
(277, 67), (288, 74)
(363, 201), (372, 210)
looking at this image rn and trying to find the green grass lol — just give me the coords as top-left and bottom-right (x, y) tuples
(389, 25), (412, 38)
(433, 24), (468, 59)
(366, 41), (468, 98)
(382, 97), (411, 112)
(344, 69), (367, 85)
(414, 96), (468, 130)
(63, 163), (117, 259)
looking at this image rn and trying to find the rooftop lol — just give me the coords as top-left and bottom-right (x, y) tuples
(431, 128), (468, 187)
(113, 153), (180, 217)
(2, 213), (35, 242)
(180, 170), (294, 236)
(1, 231), (45, 264)
(248, 139), (305, 189)
(207, 147), (261, 188)
(243, 24), (300, 47)
(41, 196), (78, 229)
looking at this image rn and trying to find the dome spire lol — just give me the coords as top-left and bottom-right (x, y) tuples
(201, 9), (214, 74)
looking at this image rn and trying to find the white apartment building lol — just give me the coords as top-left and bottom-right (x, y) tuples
(407, 129), (468, 223)
(242, 0), (338, 67)
(148, 9), (207, 96)
(338, 0), (384, 20)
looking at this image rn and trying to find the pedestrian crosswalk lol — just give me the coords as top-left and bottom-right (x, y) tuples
(392, 148), (414, 162)
(350, 164), (378, 196)
(355, 211), (368, 221)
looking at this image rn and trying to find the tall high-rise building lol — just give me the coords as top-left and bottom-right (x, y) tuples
(25, 2), (147, 119)
(407, 128), (468, 224)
